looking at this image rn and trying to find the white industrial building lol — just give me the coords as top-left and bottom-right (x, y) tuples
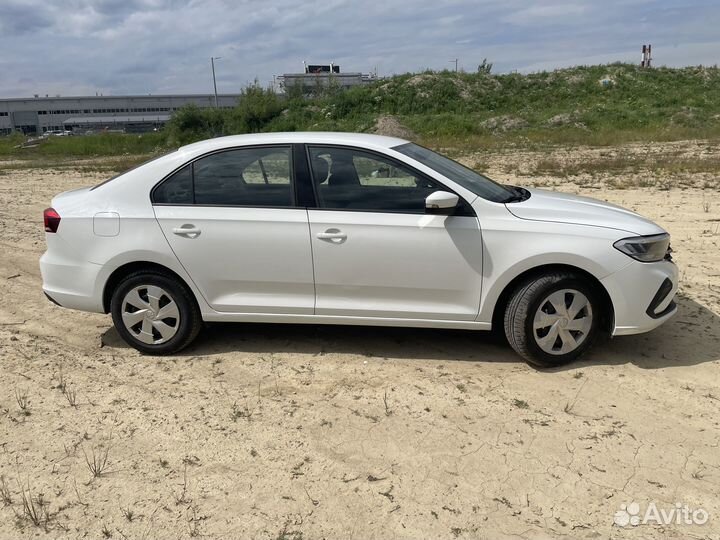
(0, 94), (241, 135)
(278, 63), (377, 92)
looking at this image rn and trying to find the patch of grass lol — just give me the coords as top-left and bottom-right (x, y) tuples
(383, 389), (392, 416)
(174, 463), (191, 505)
(62, 384), (78, 408)
(14, 388), (30, 416)
(16, 481), (51, 531)
(512, 399), (529, 409)
(275, 524), (304, 540)
(526, 153), (720, 180)
(0, 133), (26, 155)
(26, 132), (164, 157)
(230, 401), (252, 422)
(82, 431), (113, 478)
(120, 505), (134, 522)
(0, 476), (12, 506)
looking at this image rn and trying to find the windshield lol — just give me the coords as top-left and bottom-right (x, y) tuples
(393, 142), (515, 203)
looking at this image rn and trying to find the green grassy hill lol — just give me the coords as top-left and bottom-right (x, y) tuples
(2, 63), (719, 162)
(274, 63), (720, 146)
(165, 62), (720, 148)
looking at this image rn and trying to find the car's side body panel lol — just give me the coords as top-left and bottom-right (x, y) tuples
(154, 206), (315, 314)
(40, 182), (212, 315)
(468, 200), (636, 324)
(308, 210), (483, 320)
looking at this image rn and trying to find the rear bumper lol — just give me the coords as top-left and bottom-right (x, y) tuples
(40, 251), (105, 313)
(601, 259), (678, 336)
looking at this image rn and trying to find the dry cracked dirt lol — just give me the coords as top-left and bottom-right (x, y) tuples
(1, 141), (719, 539)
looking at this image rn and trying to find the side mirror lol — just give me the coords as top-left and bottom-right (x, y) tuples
(425, 190), (459, 214)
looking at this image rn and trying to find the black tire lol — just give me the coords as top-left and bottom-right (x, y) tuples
(110, 270), (202, 355)
(504, 272), (601, 368)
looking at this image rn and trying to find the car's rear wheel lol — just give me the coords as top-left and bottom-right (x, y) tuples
(504, 272), (601, 367)
(110, 271), (201, 355)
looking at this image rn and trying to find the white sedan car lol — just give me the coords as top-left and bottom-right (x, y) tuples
(40, 133), (677, 366)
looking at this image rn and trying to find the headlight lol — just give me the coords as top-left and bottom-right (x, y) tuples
(613, 233), (671, 262)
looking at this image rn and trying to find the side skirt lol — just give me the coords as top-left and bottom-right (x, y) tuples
(201, 311), (492, 331)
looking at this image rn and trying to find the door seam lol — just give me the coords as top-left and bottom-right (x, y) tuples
(305, 208), (318, 314)
(150, 206), (214, 309)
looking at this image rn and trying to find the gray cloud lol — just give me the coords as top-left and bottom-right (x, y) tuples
(1, 0), (719, 97)
(0, 1), (54, 33)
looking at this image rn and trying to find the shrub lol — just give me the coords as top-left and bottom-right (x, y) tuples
(165, 104), (224, 146)
(225, 83), (284, 134)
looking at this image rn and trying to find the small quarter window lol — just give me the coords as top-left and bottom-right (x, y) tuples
(153, 165), (192, 204)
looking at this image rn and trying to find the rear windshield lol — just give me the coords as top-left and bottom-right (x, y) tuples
(393, 142), (514, 203)
(90, 150), (177, 191)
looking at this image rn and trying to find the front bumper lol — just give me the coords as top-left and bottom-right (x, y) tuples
(601, 259), (678, 336)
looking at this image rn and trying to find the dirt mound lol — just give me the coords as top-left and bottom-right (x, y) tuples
(406, 73), (436, 87)
(566, 73), (586, 84)
(671, 106), (700, 126)
(481, 115), (528, 132)
(546, 113), (574, 126)
(373, 115), (416, 139)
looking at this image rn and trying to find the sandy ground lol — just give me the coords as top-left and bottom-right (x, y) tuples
(0, 141), (719, 539)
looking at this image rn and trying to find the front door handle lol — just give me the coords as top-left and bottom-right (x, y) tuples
(173, 224), (201, 238)
(317, 228), (347, 243)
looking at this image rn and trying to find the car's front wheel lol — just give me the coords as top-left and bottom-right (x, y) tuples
(504, 272), (601, 367)
(110, 271), (202, 355)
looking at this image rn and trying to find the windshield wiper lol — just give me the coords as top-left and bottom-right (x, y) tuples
(502, 186), (529, 203)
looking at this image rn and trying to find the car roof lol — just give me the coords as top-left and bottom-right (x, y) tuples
(178, 132), (410, 154)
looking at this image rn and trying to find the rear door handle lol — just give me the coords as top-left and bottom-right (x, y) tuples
(173, 224), (201, 238)
(317, 228), (347, 243)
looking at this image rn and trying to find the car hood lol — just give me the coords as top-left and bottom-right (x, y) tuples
(506, 188), (665, 236)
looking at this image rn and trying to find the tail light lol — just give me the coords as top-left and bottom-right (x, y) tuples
(44, 208), (61, 233)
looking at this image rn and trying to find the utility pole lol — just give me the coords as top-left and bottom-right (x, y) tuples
(211, 56), (221, 107)
(450, 58), (458, 73)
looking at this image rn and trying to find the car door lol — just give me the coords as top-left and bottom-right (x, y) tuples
(306, 145), (483, 321)
(152, 145), (315, 314)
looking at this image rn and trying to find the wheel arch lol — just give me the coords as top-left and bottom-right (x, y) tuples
(491, 263), (615, 335)
(102, 261), (199, 314)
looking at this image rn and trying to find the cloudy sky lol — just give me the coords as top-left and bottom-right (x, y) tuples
(1, 0), (719, 98)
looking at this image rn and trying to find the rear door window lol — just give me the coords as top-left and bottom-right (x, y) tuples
(152, 146), (294, 207)
(194, 147), (292, 206)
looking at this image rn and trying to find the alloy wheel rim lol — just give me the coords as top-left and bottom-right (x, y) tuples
(533, 289), (593, 355)
(121, 285), (180, 345)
